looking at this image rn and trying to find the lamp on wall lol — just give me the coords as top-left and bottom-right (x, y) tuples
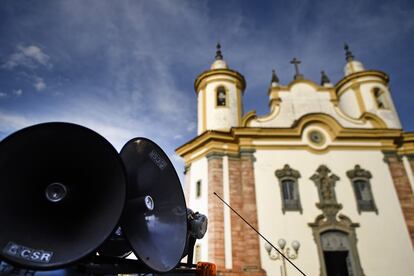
(264, 239), (300, 276)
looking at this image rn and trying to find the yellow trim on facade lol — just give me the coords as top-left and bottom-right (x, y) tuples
(399, 132), (414, 155)
(335, 70), (389, 91)
(242, 104), (282, 127)
(202, 88), (207, 132)
(242, 110), (257, 126)
(360, 112), (387, 128)
(352, 84), (366, 114)
(348, 61), (356, 74)
(176, 113), (403, 162)
(180, 139), (399, 165)
(194, 69), (246, 92)
(236, 87), (242, 126)
(337, 79), (389, 98)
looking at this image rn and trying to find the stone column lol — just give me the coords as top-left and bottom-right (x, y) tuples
(383, 151), (414, 247)
(207, 152), (225, 269)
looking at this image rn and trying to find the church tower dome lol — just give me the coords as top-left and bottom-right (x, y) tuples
(343, 44), (365, 76)
(337, 44), (401, 128)
(194, 44), (246, 135)
(210, 43), (228, 70)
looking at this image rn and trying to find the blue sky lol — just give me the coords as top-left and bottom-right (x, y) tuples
(1, 0), (413, 177)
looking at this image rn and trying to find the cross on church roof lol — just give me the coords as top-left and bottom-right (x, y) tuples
(290, 57), (304, 80)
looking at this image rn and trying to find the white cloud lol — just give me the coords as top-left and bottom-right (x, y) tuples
(34, 77), (46, 91)
(2, 45), (51, 70)
(0, 92), (7, 98)
(13, 89), (23, 96)
(0, 111), (34, 133)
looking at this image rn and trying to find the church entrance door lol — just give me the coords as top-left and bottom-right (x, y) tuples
(323, 251), (349, 276)
(321, 231), (356, 276)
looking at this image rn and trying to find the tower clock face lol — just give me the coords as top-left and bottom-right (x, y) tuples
(308, 130), (325, 145)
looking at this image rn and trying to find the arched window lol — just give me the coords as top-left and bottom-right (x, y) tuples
(373, 87), (388, 109)
(275, 165), (302, 213)
(347, 165), (377, 213)
(216, 86), (226, 107)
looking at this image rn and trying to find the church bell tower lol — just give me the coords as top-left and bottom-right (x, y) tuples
(194, 44), (246, 134)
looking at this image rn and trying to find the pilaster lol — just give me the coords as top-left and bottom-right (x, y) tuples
(207, 152), (225, 268)
(383, 151), (414, 247)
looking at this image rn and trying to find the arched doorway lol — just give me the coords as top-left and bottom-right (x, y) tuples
(321, 231), (355, 276)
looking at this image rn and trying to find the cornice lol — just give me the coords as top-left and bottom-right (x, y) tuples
(194, 68), (246, 92)
(267, 79), (335, 94)
(176, 115), (403, 161)
(335, 70), (389, 92)
(399, 132), (414, 155)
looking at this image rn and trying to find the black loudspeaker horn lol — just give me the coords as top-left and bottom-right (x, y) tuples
(97, 227), (132, 258)
(0, 122), (126, 270)
(120, 138), (188, 273)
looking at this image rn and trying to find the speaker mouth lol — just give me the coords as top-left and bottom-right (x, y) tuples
(0, 122), (127, 270)
(45, 182), (68, 203)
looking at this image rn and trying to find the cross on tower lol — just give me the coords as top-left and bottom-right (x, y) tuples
(290, 57), (304, 80)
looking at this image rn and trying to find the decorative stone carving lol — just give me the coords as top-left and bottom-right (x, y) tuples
(275, 164), (301, 179)
(346, 165), (372, 179)
(310, 165), (342, 220)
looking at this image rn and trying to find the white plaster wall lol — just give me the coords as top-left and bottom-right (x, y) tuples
(254, 149), (414, 276)
(249, 82), (373, 129)
(222, 156), (233, 269)
(197, 89), (204, 134)
(359, 82), (402, 129)
(338, 89), (360, 118)
(205, 81), (239, 131)
(187, 157), (209, 262)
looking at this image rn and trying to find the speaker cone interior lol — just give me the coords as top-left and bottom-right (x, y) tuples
(0, 122), (126, 269)
(120, 138), (187, 273)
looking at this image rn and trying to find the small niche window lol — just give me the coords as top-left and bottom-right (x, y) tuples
(196, 180), (202, 198)
(275, 165), (302, 213)
(346, 165), (378, 214)
(373, 87), (388, 109)
(216, 86), (226, 107)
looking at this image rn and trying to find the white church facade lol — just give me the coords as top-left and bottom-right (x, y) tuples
(176, 44), (414, 276)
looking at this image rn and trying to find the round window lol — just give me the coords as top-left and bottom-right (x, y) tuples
(308, 130), (325, 145)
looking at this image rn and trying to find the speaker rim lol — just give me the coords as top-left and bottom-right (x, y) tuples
(0, 122), (127, 270)
(119, 137), (188, 273)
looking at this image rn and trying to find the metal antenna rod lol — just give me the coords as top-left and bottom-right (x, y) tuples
(213, 192), (307, 276)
